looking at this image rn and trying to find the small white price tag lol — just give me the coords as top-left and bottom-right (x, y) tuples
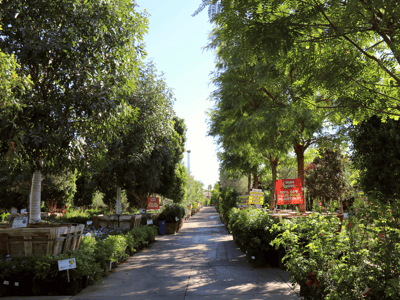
(175, 217), (179, 222)
(15, 282), (19, 286)
(58, 258), (77, 271)
(251, 256), (255, 260)
(86, 220), (92, 225)
(3, 281), (9, 285)
(147, 219), (153, 225)
(20, 209), (27, 214)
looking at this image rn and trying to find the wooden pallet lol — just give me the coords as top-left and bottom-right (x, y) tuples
(92, 214), (142, 230)
(0, 224), (85, 258)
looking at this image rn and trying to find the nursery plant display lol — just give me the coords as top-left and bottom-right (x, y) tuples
(271, 202), (400, 299)
(0, 224), (158, 297)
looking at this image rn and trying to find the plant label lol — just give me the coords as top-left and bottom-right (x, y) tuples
(20, 209), (27, 214)
(139, 208), (146, 214)
(147, 219), (153, 225)
(15, 282), (19, 286)
(3, 281), (9, 285)
(58, 258), (77, 271)
(251, 256), (255, 259)
(175, 217), (179, 222)
(87, 220), (92, 225)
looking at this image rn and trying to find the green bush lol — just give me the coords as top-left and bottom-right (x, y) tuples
(231, 208), (278, 252)
(158, 203), (187, 223)
(271, 201), (400, 299)
(103, 235), (128, 262)
(218, 186), (238, 222)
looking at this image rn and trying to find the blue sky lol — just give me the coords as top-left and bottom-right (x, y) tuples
(135, 0), (220, 188)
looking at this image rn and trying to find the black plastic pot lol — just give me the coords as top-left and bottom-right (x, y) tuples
(264, 249), (280, 268)
(81, 276), (89, 289)
(60, 278), (82, 296)
(246, 248), (266, 268)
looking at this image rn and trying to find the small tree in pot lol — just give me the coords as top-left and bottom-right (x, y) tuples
(158, 203), (187, 234)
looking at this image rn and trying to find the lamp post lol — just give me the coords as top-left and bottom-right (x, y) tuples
(186, 150), (191, 171)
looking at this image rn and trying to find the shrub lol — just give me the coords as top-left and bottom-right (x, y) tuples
(231, 208), (278, 252)
(218, 186), (238, 222)
(271, 201), (400, 299)
(158, 203), (187, 223)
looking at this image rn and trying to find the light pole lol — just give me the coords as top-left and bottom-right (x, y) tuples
(186, 150), (191, 171)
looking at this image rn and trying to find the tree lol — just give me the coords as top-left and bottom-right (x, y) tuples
(199, 0), (354, 210)
(156, 117), (188, 203)
(0, 0), (148, 222)
(186, 170), (205, 205)
(351, 116), (400, 204)
(305, 147), (349, 205)
(93, 62), (182, 210)
(195, 0), (400, 122)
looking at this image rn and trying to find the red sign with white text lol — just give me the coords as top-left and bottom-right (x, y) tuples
(147, 197), (159, 210)
(276, 178), (303, 205)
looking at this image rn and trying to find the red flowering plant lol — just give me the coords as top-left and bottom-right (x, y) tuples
(271, 198), (400, 299)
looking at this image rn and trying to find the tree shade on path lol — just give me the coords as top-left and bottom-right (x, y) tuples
(73, 207), (299, 299)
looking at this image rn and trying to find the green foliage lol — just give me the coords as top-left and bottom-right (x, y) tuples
(217, 185), (239, 221)
(197, 0), (400, 123)
(305, 147), (349, 203)
(103, 235), (128, 263)
(158, 203), (187, 223)
(0, 0), (148, 172)
(351, 116), (400, 204)
(41, 170), (77, 208)
(185, 170), (205, 204)
(231, 208), (279, 252)
(271, 201), (400, 299)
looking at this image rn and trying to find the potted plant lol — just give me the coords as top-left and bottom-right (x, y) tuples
(158, 203), (186, 234)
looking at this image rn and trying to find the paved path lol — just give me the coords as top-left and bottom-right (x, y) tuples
(9, 207), (300, 300)
(74, 206), (299, 300)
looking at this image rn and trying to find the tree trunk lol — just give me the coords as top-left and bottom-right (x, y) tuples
(116, 186), (121, 215)
(248, 174), (251, 193)
(253, 173), (258, 189)
(295, 144), (306, 212)
(29, 164), (42, 224)
(269, 156), (278, 211)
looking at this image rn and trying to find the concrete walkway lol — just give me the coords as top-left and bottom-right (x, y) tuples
(9, 206), (300, 300)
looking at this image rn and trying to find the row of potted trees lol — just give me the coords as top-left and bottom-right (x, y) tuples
(220, 207), (285, 269)
(0, 224), (158, 297)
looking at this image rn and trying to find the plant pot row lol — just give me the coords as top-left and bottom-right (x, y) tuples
(0, 275), (91, 297)
(0, 238), (157, 298)
(164, 219), (184, 234)
(234, 236), (286, 269)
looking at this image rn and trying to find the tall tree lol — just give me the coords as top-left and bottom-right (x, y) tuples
(0, 0), (147, 222)
(351, 116), (400, 204)
(195, 0), (400, 122)
(93, 62), (182, 210)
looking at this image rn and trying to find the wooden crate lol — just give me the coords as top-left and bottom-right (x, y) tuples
(0, 224), (85, 258)
(92, 214), (142, 230)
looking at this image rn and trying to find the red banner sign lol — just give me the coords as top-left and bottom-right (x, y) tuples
(147, 197), (159, 210)
(276, 178), (303, 205)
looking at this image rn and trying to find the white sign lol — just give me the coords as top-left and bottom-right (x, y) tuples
(175, 217), (179, 222)
(251, 189), (263, 192)
(12, 215), (29, 228)
(86, 220), (92, 225)
(58, 258), (77, 271)
(20, 209), (27, 214)
(3, 281), (9, 285)
(147, 219), (153, 225)
(15, 282), (19, 286)
(139, 208), (146, 214)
